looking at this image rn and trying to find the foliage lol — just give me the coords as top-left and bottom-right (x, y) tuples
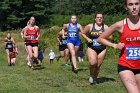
(0, 0), (127, 30)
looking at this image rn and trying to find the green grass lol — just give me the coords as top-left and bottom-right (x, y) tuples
(0, 30), (126, 93)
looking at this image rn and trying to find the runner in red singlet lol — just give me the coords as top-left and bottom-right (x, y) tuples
(97, 0), (140, 92)
(23, 17), (40, 69)
(11, 44), (18, 65)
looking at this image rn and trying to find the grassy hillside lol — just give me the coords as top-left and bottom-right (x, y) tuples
(0, 29), (125, 93)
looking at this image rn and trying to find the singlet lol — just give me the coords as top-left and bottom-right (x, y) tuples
(118, 18), (140, 69)
(5, 37), (13, 49)
(88, 23), (105, 47)
(25, 27), (38, 43)
(59, 33), (68, 45)
(67, 23), (79, 39)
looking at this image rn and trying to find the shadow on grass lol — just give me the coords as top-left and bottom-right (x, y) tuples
(78, 68), (88, 72)
(67, 68), (88, 73)
(34, 65), (45, 70)
(96, 77), (115, 84)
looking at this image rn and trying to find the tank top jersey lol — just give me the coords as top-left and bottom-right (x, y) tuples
(67, 23), (79, 39)
(59, 33), (68, 45)
(88, 23), (105, 47)
(5, 38), (13, 49)
(25, 26), (38, 43)
(118, 18), (140, 69)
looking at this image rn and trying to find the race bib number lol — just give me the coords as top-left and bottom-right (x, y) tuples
(62, 40), (67, 45)
(29, 35), (35, 40)
(93, 39), (101, 46)
(7, 45), (12, 48)
(69, 32), (76, 37)
(126, 46), (140, 60)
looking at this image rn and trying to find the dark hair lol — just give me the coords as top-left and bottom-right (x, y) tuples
(94, 12), (103, 18)
(124, 0), (127, 5)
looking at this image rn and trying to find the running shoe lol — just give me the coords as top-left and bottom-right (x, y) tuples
(73, 68), (78, 74)
(27, 61), (31, 67)
(65, 64), (69, 66)
(89, 77), (97, 85)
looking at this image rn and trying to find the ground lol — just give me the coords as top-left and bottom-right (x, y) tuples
(0, 31), (125, 93)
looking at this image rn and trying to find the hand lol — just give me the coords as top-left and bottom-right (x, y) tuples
(62, 35), (66, 39)
(113, 42), (125, 50)
(36, 38), (38, 40)
(87, 38), (92, 43)
(98, 31), (103, 35)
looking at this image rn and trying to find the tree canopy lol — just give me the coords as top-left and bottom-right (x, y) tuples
(0, 0), (126, 30)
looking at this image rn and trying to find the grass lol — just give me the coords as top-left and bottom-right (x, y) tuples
(0, 30), (126, 93)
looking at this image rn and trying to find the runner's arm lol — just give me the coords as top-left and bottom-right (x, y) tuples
(56, 31), (62, 45)
(16, 47), (18, 54)
(11, 38), (15, 45)
(62, 24), (67, 38)
(97, 21), (124, 49)
(82, 24), (92, 43)
(23, 27), (29, 39)
(78, 24), (84, 34)
(36, 26), (40, 40)
(20, 28), (25, 38)
(104, 25), (112, 39)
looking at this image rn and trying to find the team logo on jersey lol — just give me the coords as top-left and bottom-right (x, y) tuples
(91, 32), (99, 35)
(126, 37), (140, 41)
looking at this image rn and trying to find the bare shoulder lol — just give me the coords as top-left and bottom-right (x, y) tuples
(87, 24), (93, 31)
(24, 26), (28, 30)
(88, 24), (93, 28)
(62, 24), (68, 29)
(59, 31), (63, 35)
(114, 20), (123, 28)
(63, 24), (68, 27)
(11, 37), (14, 41)
(110, 20), (124, 32)
(104, 24), (109, 29)
(35, 25), (39, 29)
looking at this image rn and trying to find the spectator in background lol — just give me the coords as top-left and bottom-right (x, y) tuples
(49, 50), (55, 64)
(38, 48), (44, 65)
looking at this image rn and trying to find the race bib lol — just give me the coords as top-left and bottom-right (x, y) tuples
(69, 32), (77, 37)
(62, 40), (67, 45)
(7, 45), (12, 48)
(126, 46), (140, 60)
(93, 39), (101, 46)
(29, 35), (35, 40)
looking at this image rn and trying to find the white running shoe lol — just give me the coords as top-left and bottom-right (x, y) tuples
(89, 77), (94, 84)
(27, 61), (31, 67)
(89, 77), (97, 85)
